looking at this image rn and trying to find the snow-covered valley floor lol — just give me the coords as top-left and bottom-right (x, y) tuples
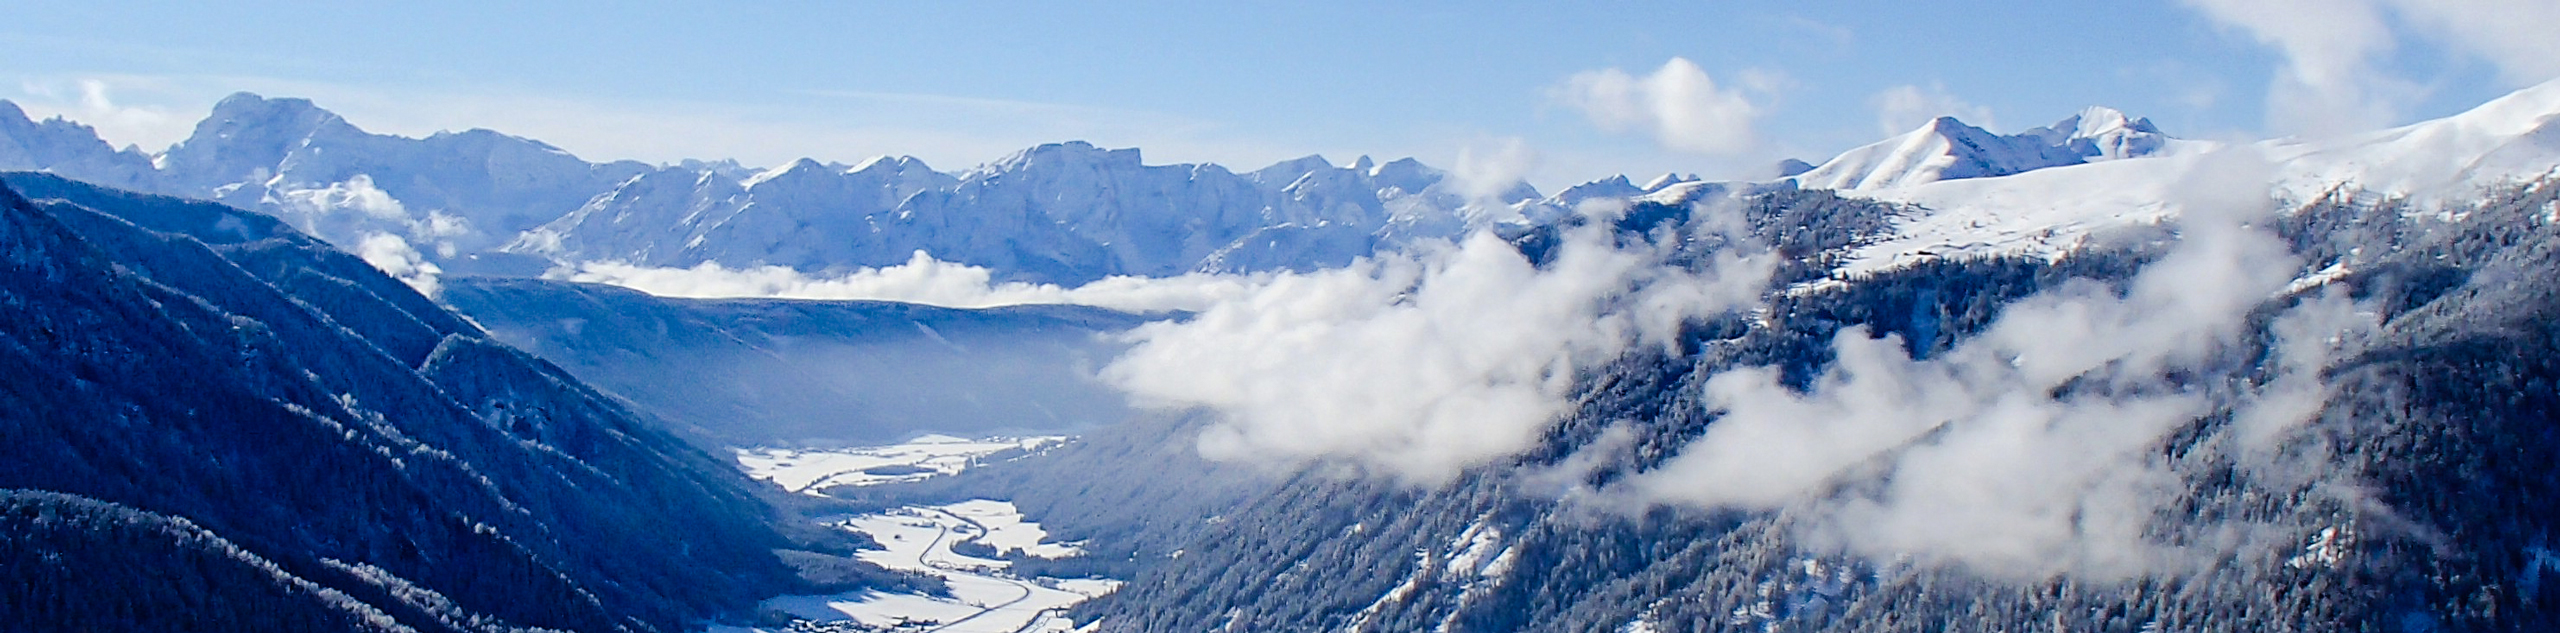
(723, 437), (1113, 632)
(736, 435), (1066, 493)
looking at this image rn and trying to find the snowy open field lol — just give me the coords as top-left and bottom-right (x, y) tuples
(729, 437), (1114, 631)
(736, 434), (1066, 493)
(755, 500), (1116, 632)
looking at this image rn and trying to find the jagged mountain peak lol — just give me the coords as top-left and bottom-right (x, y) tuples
(744, 157), (837, 186)
(849, 154), (935, 175)
(0, 92), (1516, 285)
(1248, 154), (1338, 187)
(157, 92), (359, 188)
(1366, 156), (1441, 194)
(193, 92), (349, 140)
(2020, 105), (2174, 161)
(0, 100), (160, 192)
(1552, 175), (1644, 206)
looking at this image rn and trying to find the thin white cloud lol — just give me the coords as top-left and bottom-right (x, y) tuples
(1870, 82), (1997, 135)
(558, 251), (1263, 313)
(1556, 58), (1768, 156)
(1779, 16), (1857, 52)
(11, 77), (194, 151)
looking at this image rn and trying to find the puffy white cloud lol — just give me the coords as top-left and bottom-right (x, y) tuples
(1871, 82), (1998, 136)
(1449, 137), (1539, 207)
(276, 174), (409, 221)
(354, 232), (443, 298)
(1616, 151), (2376, 579)
(1557, 58), (1767, 156)
(1102, 208), (1776, 484)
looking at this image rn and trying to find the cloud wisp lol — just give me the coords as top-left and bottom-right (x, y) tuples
(556, 251), (1264, 313)
(10, 78), (193, 152)
(2181, 0), (2560, 137)
(1102, 208), (1777, 484)
(1871, 82), (1998, 135)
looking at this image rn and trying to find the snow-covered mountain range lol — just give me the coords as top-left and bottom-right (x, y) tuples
(7, 78), (2560, 289)
(0, 94), (1543, 284)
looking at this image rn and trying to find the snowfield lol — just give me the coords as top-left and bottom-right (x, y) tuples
(730, 437), (1114, 632)
(1823, 76), (2560, 277)
(736, 435), (1066, 493)
(764, 501), (1117, 632)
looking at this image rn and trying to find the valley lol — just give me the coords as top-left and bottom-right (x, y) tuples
(6, 33), (2560, 630)
(727, 435), (1118, 633)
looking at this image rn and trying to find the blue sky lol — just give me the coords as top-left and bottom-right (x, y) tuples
(5, 1), (2552, 189)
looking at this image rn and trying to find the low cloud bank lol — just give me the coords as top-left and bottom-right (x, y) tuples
(1607, 151), (2376, 579)
(554, 251), (1263, 313)
(1102, 209), (1776, 483)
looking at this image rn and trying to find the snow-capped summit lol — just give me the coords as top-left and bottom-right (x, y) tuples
(1552, 175), (1645, 207)
(1790, 108), (2187, 192)
(158, 93), (352, 190)
(1247, 154), (1341, 187)
(2020, 106), (2177, 161)
(1769, 159), (1816, 179)
(1828, 77), (2560, 277)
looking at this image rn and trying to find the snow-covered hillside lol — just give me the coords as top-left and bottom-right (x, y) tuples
(1786, 106), (2193, 192)
(1826, 77), (2560, 276)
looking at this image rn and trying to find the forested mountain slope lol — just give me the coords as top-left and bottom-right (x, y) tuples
(0, 172), (864, 633)
(903, 183), (2560, 632)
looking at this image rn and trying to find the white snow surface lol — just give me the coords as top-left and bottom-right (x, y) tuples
(735, 435), (1064, 494)
(750, 500), (1116, 632)
(1823, 77), (2560, 276)
(1789, 106), (2193, 192)
(939, 499), (1086, 559)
